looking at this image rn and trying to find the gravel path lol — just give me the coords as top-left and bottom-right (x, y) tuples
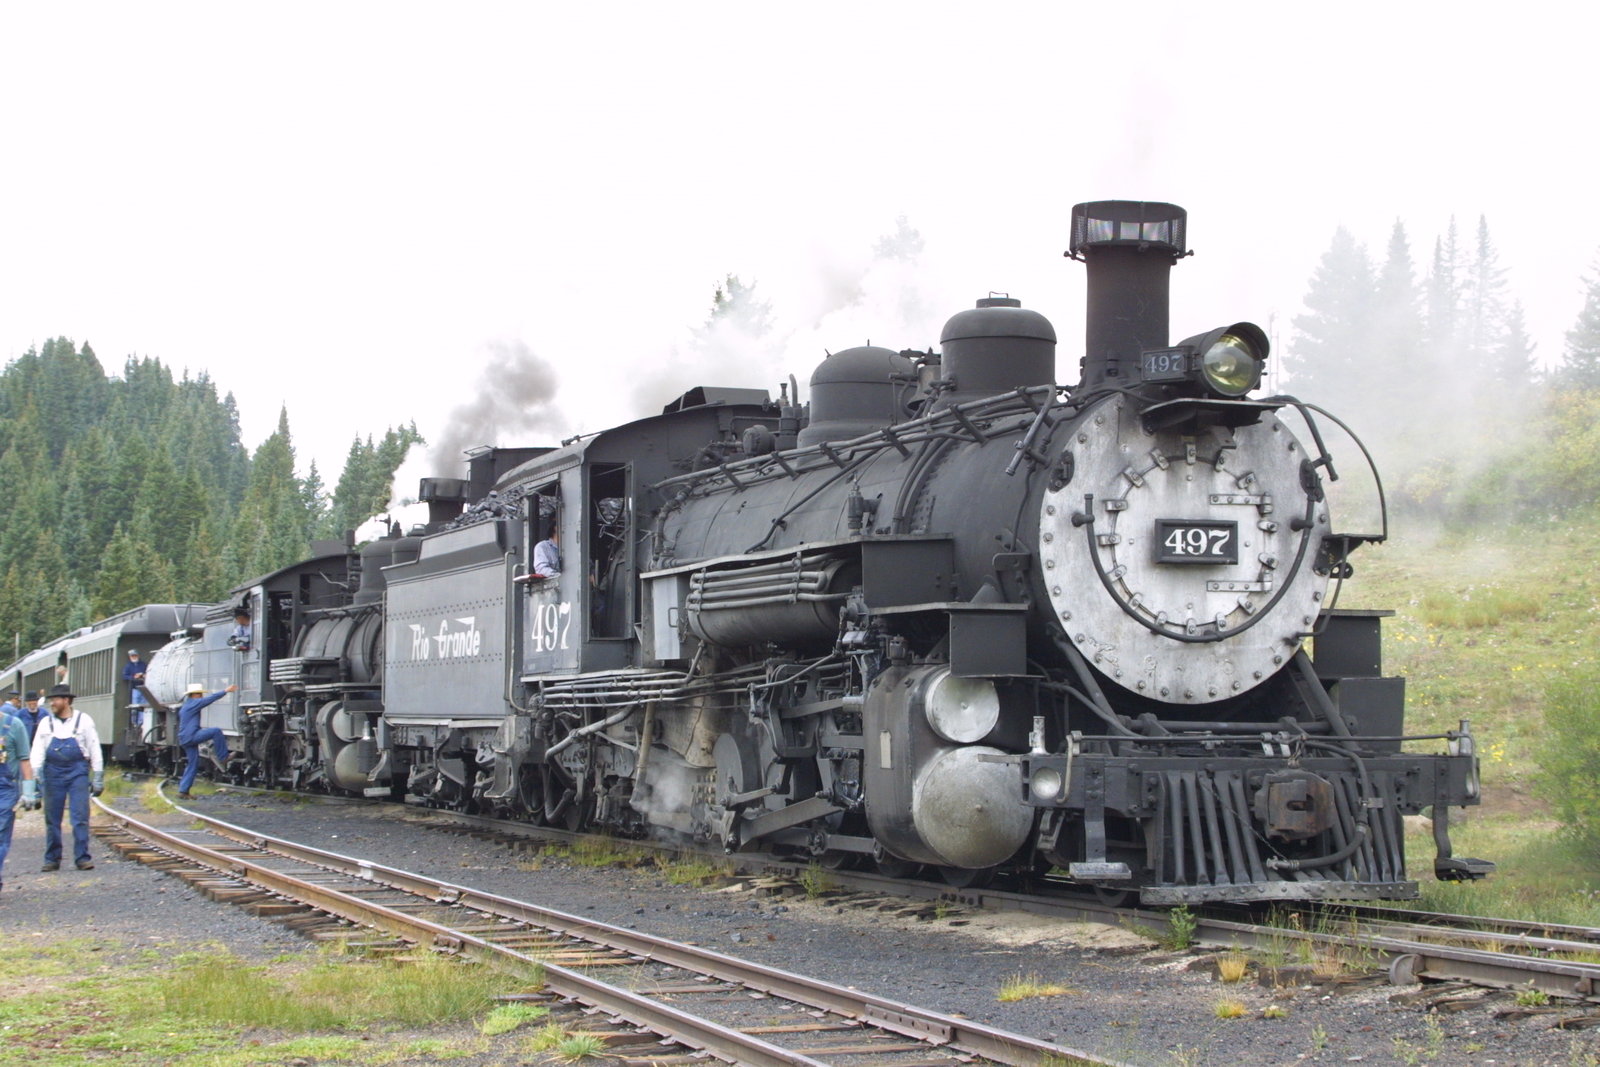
(23, 789), (1599, 1067)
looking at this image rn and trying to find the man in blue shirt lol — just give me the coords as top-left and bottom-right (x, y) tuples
(227, 610), (252, 653)
(0, 704), (36, 891)
(176, 682), (238, 799)
(122, 650), (150, 730)
(0, 692), (18, 718)
(16, 693), (44, 743)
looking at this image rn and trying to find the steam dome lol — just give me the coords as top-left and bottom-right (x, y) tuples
(797, 345), (916, 447)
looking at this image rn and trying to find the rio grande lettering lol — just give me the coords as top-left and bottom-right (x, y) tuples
(407, 617), (483, 660)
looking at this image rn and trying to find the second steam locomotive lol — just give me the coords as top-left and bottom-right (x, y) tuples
(11, 200), (1490, 904)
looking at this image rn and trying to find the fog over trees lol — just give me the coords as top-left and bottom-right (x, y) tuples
(1284, 214), (1598, 520)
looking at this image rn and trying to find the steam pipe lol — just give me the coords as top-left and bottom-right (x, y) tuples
(544, 705), (639, 759)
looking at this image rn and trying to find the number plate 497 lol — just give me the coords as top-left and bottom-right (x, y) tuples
(1153, 520), (1239, 564)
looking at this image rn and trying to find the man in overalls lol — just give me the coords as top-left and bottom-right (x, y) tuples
(29, 684), (103, 872)
(176, 682), (238, 800)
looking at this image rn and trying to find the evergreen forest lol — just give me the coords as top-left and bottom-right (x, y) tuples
(0, 340), (421, 655)
(1284, 214), (1600, 519)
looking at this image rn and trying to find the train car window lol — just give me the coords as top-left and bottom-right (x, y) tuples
(525, 484), (560, 575)
(76, 648), (113, 697)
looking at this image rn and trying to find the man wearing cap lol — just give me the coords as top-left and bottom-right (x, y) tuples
(0, 702), (36, 891)
(17, 692), (44, 744)
(122, 650), (150, 730)
(30, 683), (102, 872)
(176, 682), (238, 800)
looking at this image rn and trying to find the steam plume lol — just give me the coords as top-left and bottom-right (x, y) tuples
(389, 338), (568, 508)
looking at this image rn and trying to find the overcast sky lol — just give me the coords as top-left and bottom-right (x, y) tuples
(2, 2), (1593, 486)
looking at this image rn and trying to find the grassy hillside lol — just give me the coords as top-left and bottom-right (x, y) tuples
(1340, 515), (1600, 920)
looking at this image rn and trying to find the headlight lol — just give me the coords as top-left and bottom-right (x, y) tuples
(1164, 321), (1270, 399)
(1029, 766), (1064, 801)
(1201, 334), (1261, 396)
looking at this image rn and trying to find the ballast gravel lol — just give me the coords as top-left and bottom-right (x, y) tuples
(27, 790), (1598, 1067)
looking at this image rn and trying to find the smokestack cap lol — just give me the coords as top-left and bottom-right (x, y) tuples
(1070, 201), (1187, 257)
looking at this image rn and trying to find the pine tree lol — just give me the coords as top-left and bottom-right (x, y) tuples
(93, 524), (146, 616)
(301, 461), (328, 540)
(1463, 215), (1508, 372)
(702, 275), (774, 338)
(230, 407), (312, 581)
(1424, 219), (1463, 372)
(1287, 227), (1375, 412)
(325, 435), (376, 537)
(183, 520), (228, 603)
(1562, 255), (1600, 389)
(1493, 301), (1538, 396)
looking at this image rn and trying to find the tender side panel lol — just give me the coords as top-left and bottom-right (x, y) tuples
(384, 522), (510, 720)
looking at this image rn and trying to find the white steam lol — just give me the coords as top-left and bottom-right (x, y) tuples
(627, 217), (960, 417)
(388, 338), (569, 509)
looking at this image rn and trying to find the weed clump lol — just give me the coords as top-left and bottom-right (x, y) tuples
(997, 973), (1078, 1002)
(1538, 664), (1600, 851)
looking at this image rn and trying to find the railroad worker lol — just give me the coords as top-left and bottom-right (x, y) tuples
(122, 649), (150, 729)
(176, 682), (238, 800)
(532, 525), (560, 578)
(227, 609), (252, 652)
(30, 683), (103, 872)
(17, 692), (44, 743)
(0, 703), (37, 891)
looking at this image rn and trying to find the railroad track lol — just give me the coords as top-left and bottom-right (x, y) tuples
(379, 801), (1600, 1008)
(92, 788), (1122, 1067)
(134, 783), (1600, 1013)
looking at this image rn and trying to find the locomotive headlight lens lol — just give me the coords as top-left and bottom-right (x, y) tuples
(1029, 766), (1064, 801)
(1200, 334), (1261, 396)
(1175, 322), (1270, 399)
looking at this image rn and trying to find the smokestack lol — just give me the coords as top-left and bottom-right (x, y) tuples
(1068, 200), (1187, 394)
(418, 477), (470, 526)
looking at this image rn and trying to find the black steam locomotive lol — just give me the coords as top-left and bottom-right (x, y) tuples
(8, 201), (1490, 904)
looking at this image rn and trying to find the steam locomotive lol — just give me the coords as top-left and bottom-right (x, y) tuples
(6, 201), (1491, 904)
